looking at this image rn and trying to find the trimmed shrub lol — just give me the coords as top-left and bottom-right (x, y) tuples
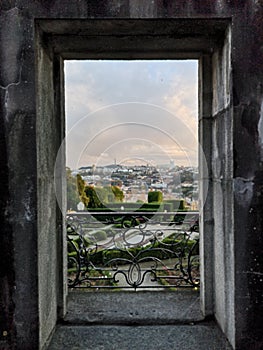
(93, 230), (107, 241)
(163, 199), (186, 211)
(148, 191), (163, 203)
(87, 204), (165, 224)
(163, 202), (173, 212)
(105, 202), (141, 210)
(140, 202), (163, 210)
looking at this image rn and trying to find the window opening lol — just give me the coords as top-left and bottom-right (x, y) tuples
(64, 60), (199, 291)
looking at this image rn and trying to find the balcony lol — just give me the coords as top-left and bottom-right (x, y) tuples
(67, 211), (199, 291)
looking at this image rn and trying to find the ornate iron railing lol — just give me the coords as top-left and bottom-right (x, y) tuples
(67, 211), (199, 290)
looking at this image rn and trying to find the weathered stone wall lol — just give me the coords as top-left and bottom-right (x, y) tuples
(0, 5), (39, 350)
(0, 1), (262, 349)
(211, 26), (235, 345)
(231, 4), (263, 349)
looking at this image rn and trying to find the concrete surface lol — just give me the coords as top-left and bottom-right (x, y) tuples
(47, 323), (233, 350)
(47, 292), (232, 349)
(65, 291), (203, 325)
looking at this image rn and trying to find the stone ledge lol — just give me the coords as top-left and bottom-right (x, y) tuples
(48, 323), (233, 350)
(64, 291), (203, 325)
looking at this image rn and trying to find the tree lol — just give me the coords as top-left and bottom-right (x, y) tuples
(85, 185), (103, 208)
(84, 185), (125, 208)
(76, 174), (89, 207)
(66, 168), (80, 210)
(96, 187), (110, 205)
(111, 186), (124, 202)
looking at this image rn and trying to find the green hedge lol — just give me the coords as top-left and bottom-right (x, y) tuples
(93, 230), (107, 241)
(67, 235), (91, 254)
(103, 202), (141, 210)
(87, 204), (165, 224)
(162, 202), (173, 212)
(163, 199), (185, 211)
(140, 202), (163, 210)
(85, 200), (187, 212)
(87, 202), (164, 211)
(86, 239), (199, 266)
(148, 191), (163, 203)
(68, 238), (198, 262)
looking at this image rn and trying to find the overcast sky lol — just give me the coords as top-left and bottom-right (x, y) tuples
(64, 60), (198, 170)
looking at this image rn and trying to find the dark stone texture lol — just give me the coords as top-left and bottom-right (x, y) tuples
(234, 102), (261, 178)
(0, 5), (39, 350)
(230, 3), (263, 350)
(0, 86), (15, 348)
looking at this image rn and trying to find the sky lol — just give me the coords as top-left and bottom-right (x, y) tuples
(64, 60), (198, 170)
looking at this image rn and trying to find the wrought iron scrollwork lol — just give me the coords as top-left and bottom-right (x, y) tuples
(67, 211), (199, 290)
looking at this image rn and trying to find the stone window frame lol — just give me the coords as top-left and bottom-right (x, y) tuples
(35, 18), (233, 346)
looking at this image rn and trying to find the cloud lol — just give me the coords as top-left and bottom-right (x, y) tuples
(64, 60), (198, 169)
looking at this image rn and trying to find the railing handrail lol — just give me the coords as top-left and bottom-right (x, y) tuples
(67, 211), (199, 216)
(67, 210), (200, 289)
